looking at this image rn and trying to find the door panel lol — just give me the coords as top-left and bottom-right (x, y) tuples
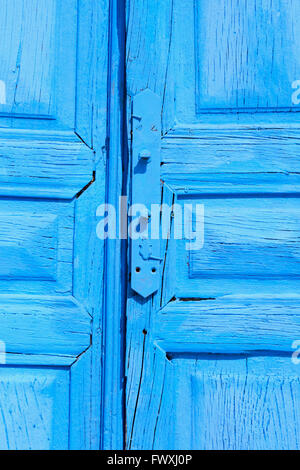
(0, 367), (69, 450)
(175, 195), (300, 297)
(0, 0), (108, 449)
(127, 354), (300, 450)
(195, 0), (300, 111)
(0, 0), (77, 127)
(126, 0), (300, 450)
(0, 199), (73, 292)
(173, 355), (300, 450)
(173, 0), (300, 125)
(0, 0), (57, 117)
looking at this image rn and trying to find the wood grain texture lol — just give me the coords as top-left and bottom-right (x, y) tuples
(126, 0), (300, 451)
(0, 0), (109, 449)
(126, 0), (175, 133)
(125, 186), (176, 450)
(171, 0), (300, 123)
(0, 295), (91, 363)
(126, 294), (172, 449)
(189, 197), (300, 279)
(0, 0), (56, 117)
(0, 130), (94, 198)
(173, 356), (300, 450)
(158, 182), (176, 308)
(162, 128), (300, 174)
(70, 349), (93, 450)
(156, 298), (300, 354)
(195, 0), (300, 111)
(72, 0), (109, 450)
(76, 0), (109, 149)
(73, 173), (107, 449)
(126, 0), (177, 448)
(0, 367), (69, 450)
(0, 199), (73, 295)
(0, 0), (77, 127)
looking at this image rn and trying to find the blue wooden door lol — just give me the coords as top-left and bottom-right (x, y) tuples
(126, 0), (300, 450)
(0, 0), (108, 449)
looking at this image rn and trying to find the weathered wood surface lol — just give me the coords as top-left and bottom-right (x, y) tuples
(162, 128), (300, 174)
(0, 0), (109, 450)
(156, 298), (300, 354)
(194, 0), (300, 111)
(174, 355), (300, 450)
(0, 295), (91, 364)
(0, 0), (77, 128)
(126, 0), (300, 450)
(0, 130), (94, 198)
(0, 368), (69, 450)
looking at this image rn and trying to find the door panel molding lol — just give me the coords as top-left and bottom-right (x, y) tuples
(0, 130), (94, 198)
(0, 295), (91, 365)
(155, 298), (300, 355)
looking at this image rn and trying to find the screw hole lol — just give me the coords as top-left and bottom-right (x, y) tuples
(136, 267), (141, 273)
(151, 268), (156, 273)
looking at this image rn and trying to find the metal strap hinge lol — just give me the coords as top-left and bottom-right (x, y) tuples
(131, 89), (161, 298)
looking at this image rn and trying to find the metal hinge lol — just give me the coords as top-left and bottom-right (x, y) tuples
(131, 89), (161, 298)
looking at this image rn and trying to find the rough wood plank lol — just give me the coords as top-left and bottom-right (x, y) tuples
(0, 199), (73, 296)
(0, 0), (57, 117)
(0, 130), (94, 198)
(156, 298), (300, 354)
(0, 0), (77, 128)
(171, 355), (300, 450)
(188, 197), (300, 279)
(126, 0), (300, 452)
(0, 368), (69, 450)
(195, 0), (300, 111)
(126, 0), (175, 133)
(72, 0), (109, 450)
(70, 349), (92, 450)
(0, 295), (91, 361)
(76, 0), (109, 149)
(158, 182), (176, 308)
(162, 129), (300, 174)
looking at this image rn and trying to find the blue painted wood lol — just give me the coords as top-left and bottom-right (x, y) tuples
(126, 0), (300, 450)
(101, 0), (126, 450)
(156, 298), (300, 354)
(131, 90), (162, 298)
(0, 367), (69, 450)
(0, 0), (109, 449)
(194, 0), (300, 112)
(0, 295), (91, 364)
(173, 355), (300, 450)
(0, 129), (94, 199)
(0, 0), (77, 128)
